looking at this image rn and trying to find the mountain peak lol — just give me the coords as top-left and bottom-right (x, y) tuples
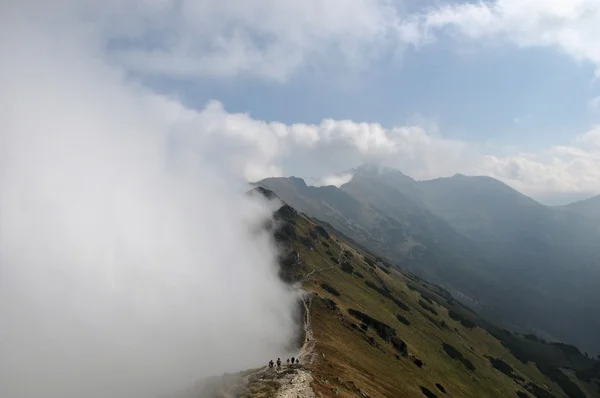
(353, 164), (414, 182)
(288, 176), (307, 187)
(353, 163), (382, 176)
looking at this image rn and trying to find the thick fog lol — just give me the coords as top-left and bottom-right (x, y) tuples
(0, 3), (299, 398)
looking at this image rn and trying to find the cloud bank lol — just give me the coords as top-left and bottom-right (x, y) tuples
(423, 0), (600, 73)
(172, 100), (600, 202)
(96, 0), (419, 82)
(0, 3), (299, 398)
(70, 0), (600, 202)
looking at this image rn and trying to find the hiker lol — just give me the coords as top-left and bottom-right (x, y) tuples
(276, 358), (282, 369)
(290, 356), (295, 366)
(286, 358), (290, 366)
(268, 360), (274, 369)
(296, 358), (300, 365)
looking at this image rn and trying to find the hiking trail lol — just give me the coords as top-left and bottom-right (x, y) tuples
(274, 293), (316, 398)
(222, 245), (346, 397)
(219, 294), (317, 398)
(301, 244), (345, 282)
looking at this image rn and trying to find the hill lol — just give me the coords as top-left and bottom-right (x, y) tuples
(561, 196), (600, 219)
(256, 166), (600, 356)
(215, 188), (600, 398)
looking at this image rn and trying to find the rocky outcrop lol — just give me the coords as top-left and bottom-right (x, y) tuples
(277, 249), (302, 283)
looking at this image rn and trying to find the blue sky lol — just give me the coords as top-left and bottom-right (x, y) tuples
(164, 39), (599, 150)
(29, 0), (600, 204)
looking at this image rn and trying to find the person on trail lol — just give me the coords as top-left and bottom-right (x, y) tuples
(276, 358), (282, 370)
(286, 358), (290, 366)
(291, 356), (295, 366)
(268, 360), (274, 369)
(295, 358), (300, 365)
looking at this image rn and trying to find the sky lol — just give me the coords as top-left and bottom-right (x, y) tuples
(94, 0), (600, 205)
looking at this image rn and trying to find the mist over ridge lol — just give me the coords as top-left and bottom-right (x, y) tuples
(0, 3), (299, 398)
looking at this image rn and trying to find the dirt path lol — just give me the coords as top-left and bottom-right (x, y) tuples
(218, 293), (318, 398)
(301, 245), (345, 282)
(223, 245), (344, 397)
(274, 294), (316, 398)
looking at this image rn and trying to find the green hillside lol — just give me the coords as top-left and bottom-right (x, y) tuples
(229, 188), (600, 398)
(256, 166), (600, 356)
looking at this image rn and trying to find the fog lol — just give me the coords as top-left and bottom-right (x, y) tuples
(0, 3), (299, 398)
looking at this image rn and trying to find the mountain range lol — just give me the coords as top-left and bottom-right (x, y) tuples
(255, 164), (600, 356)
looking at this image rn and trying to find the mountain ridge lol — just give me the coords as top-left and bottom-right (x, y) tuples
(561, 195), (600, 218)
(208, 186), (600, 398)
(256, 166), (600, 356)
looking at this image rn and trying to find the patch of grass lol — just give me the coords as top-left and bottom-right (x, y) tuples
(420, 386), (438, 398)
(392, 337), (408, 356)
(321, 283), (341, 297)
(419, 300), (438, 316)
(526, 382), (557, 398)
(242, 380), (280, 398)
(391, 297), (410, 312)
(535, 363), (586, 398)
(396, 314), (410, 326)
(442, 343), (475, 371)
(348, 308), (396, 343)
(363, 256), (376, 268)
(448, 310), (476, 329)
(435, 383), (446, 394)
(341, 261), (354, 274)
(314, 225), (330, 239)
(485, 356), (523, 381)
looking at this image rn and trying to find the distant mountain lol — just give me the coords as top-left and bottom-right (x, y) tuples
(562, 195), (600, 219)
(257, 165), (600, 355)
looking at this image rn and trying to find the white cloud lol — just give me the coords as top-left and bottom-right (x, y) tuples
(176, 100), (600, 200)
(313, 173), (355, 187)
(83, 0), (420, 82)
(0, 3), (299, 398)
(588, 96), (600, 112)
(422, 0), (600, 73)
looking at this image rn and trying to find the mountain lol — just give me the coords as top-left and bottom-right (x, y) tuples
(562, 195), (600, 219)
(198, 188), (600, 397)
(256, 173), (497, 305)
(256, 165), (600, 357)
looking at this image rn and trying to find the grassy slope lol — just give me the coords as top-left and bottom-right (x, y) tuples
(281, 208), (599, 398)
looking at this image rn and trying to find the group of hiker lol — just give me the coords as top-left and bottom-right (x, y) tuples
(268, 356), (300, 370)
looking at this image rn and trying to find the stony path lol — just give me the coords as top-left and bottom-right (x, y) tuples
(274, 368), (316, 398)
(225, 243), (343, 398)
(274, 294), (317, 398)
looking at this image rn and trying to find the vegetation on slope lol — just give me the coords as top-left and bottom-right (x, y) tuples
(256, 187), (600, 398)
(257, 166), (600, 356)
